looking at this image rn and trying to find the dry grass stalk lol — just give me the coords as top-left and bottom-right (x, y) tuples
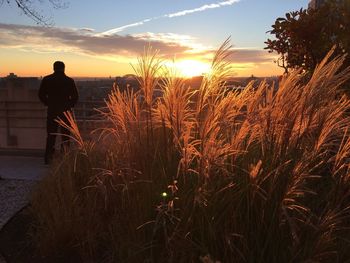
(31, 42), (350, 263)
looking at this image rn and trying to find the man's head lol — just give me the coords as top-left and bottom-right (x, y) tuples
(53, 61), (65, 73)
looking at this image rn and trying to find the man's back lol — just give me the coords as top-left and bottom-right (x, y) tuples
(39, 61), (78, 164)
(39, 71), (78, 115)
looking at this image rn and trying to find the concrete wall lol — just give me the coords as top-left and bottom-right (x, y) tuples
(0, 76), (110, 150)
(0, 127), (46, 149)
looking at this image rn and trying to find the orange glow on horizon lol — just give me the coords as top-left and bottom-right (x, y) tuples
(171, 59), (211, 78)
(0, 48), (282, 78)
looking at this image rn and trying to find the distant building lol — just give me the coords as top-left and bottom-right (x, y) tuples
(114, 74), (140, 92)
(76, 79), (114, 101)
(6, 72), (18, 78)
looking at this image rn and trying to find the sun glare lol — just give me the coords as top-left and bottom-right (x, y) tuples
(173, 60), (211, 78)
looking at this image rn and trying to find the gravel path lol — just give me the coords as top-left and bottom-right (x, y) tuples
(0, 155), (47, 263)
(0, 179), (38, 263)
(0, 179), (37, 229)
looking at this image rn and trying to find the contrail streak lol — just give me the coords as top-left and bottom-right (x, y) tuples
(101, 19), (152, 35)
(166, 0), (240, 18)
(99, 0), (241, 35)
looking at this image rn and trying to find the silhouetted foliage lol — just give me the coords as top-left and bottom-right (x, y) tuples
(265, 0), (350, 74)
(0, 0), (67, 25)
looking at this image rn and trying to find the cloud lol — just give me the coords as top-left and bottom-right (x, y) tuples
(186, 48), (277, 64)
(78, 28), (95, 33)
(0, 23), (190, 59)
(131, 32), (211, 53)
(229, 48), (277, 64)
(100, 0), (241, 35)
(0, 23), (275, 67)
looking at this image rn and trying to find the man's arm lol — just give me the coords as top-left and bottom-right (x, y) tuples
(69, 78), (79, 107)
(38, 77), (48, 106)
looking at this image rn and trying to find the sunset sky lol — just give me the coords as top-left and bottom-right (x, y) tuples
(0, 0), (308, 78)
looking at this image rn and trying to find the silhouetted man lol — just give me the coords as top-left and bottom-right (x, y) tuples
(39, 61), (78, 164)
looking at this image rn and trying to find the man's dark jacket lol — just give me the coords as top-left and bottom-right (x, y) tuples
(38, 72), (78, 116)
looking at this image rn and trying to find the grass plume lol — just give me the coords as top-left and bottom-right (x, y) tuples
(31, 41), (350, 262)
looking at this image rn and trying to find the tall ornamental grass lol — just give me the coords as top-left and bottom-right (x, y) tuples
(31, 41), (350, 262)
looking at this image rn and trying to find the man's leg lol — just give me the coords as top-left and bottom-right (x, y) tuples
(45, 116), (58, 164)
(60, 126), (71, 153)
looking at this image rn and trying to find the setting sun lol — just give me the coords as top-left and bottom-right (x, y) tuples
(173, 59), (211, 78)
